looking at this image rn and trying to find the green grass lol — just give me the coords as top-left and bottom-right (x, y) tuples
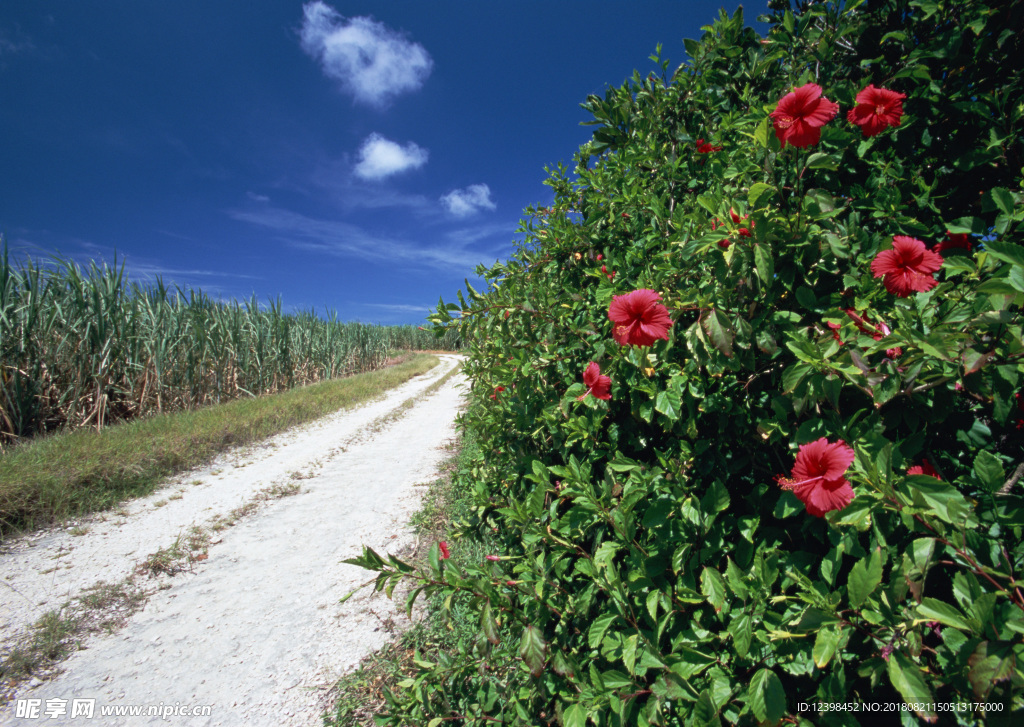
(326, 431), (503, 727)
(0, 353), (441, 538)
(1, 580), (148, 687)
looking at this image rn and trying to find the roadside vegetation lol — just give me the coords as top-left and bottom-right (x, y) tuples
(0, 245), (460, 446)
(326, 430), (515, 727)
(0, 353), (440, 536)
(346, 1), (1024, 724)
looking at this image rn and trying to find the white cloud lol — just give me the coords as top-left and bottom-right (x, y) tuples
(364, 303), (432, 313)
(440, 184), (496, 217)
(299, 2), (432, 108)
(353, 133), (428, 180)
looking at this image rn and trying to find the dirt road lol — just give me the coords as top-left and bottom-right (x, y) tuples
(0, 354), (466, 725)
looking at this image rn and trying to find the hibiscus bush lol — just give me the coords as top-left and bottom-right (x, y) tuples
(350, 0), (1024, 724)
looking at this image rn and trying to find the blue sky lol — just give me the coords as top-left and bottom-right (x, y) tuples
(0, 1), (765, 324)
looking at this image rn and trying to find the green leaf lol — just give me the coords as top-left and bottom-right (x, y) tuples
(991, 187), (1015, 217)
(754, 243), (774, 287)
(728, 613), (753, 658)
(973, 450), (1006, 492)
(984, 239), (1024, 269)
(702, 310), (735, 358)
(622, 633), (639, 674)
(465, 278), (483, 302)
(967, 640), (1016, 700)
(655, 385), (682, 421)
(786, 338), (820, 364)
(600, 669), (634, 689)
(905, 477), (974, 524)
(702, 479), (730, 514)
(748, 668), (786, 723)
(481, 601), (500, 645)
(563, 704), (587, 727)
(753, 117), (770, 148)
(726, 558), (749, 600)
(813, 625), (841, 668)
(748, 182), (774, 209)
(782, 362), (811, 393)
(782, 9), (795, 34)
(519, 625), (547, 677)
(946, 216), (986, 234)
(847, 548), (884, 609)
(701, 566), (727, 612)
(806, 152), (838, 170)
(697, 194), (720, 216)
(887, 651), (936, 721)
(693, 689), (722, 727)
(916, 598), (972, 632)
(588, 613), (618, 649)
(426, 543), (442, 574)
(795, 286), (818, 311)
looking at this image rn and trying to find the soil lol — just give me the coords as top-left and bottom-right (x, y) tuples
(0, 354), (466, 726)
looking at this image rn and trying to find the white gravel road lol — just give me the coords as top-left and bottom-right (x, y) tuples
(0, 354), (465, 726)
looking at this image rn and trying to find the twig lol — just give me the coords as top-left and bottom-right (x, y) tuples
(998, 461), (1024, 495)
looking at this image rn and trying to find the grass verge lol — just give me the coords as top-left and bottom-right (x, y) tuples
(325, 430), (499, 727)
(0, 354), (442, 538)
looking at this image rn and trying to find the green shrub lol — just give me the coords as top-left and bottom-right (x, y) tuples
(351, 1), (1024, 724)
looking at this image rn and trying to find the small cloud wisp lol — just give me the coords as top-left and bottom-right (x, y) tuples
(354, 133), (429, 180)
(299, 2), (433, 108)
(440, 184), (496, 217)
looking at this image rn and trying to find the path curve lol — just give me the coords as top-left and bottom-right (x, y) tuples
(1, 354), (466, 725)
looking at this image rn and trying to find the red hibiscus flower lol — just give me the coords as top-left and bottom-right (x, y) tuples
(775, 438), (856, 517)
(847, 85), (906, 138)
(870, 236), (943, 297)
(908, 460), (941, 479)
(770, 83), (840, 148)
(608, 289), (673, 347)
(696, 138), (723, 153)
(601, 265), (617, 281)
(438, 541), (450, 560)
(577, 362), (612, 401)
(934, 231), (973, 254)
(826, 321), (844, 345)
